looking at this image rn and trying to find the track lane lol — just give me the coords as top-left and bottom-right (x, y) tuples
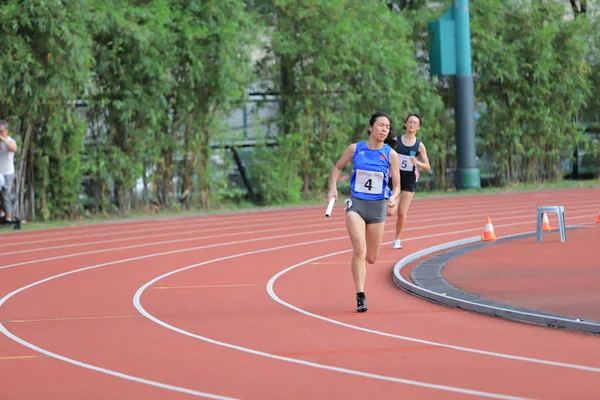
(0, 188), (598, 399)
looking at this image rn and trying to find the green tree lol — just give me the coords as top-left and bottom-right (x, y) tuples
(253, 0), (437, 203)
(165, 0), (256, 209)
(470, 0), (593, 184)
(0, 0), (94, 220)
(580, 1), (600, 122)
(87, 0), (175, 214)
(392, 1), (453, 190)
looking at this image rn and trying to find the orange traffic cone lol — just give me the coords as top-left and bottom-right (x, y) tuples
(482, 217), (497, 241)
(542, 212), (553, 231)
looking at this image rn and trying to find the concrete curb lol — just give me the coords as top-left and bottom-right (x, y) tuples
(392, 230), (600, 335)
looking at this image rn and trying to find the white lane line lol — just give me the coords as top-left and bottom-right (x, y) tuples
(0, 228), (346, 270)
(392, 229), (600, 331)
(1, 207), (596, 271)
(0, 237), (356, 398)
(5, 203), (597, 257)
(3, 193), (594, 247)
(1, 227), (529, 399)
(0, 221), (336, 256)
(0, 322), (236, 399)
(0, 211), (317, 246)
(132, 247), (526, 399)
(0, 217), (595, 398)
(267, 235), (600, 373)
(0, 204), (336, 244)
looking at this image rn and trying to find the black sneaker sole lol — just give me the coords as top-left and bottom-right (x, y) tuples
(357, 306), (368, 312)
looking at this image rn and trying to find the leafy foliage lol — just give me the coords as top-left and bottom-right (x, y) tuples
(471, 0), (594, 183)
(0, 0), (598, 220)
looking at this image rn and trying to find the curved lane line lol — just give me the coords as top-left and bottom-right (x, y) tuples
(392, 227), (600, 333)
(0, 321), (235, 399)
(1, 210), (594, 271)
(0, 221), (596, 398)
(133, 246), (526, 400)
(266, 231), (600, 374)
(0, 237), (353, 399)
(0, 232), (524, 399)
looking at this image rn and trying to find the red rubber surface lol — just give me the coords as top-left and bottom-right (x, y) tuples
(0, 188), (598, 399)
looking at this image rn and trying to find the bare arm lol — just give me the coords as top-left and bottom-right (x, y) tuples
(2, 137), (17, 153)
(414, 141), (431, 173)
(388, 150), (401, 206)
(327, 143), (356, 201)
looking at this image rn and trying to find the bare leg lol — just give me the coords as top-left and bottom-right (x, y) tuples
(345, 211), (367, 292)
(365, 221), (386, 265)
(394, 191), (415, 241)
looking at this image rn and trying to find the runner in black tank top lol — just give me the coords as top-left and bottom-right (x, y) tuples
(389, 137), (420, 193)
(386, 113), (431, 249)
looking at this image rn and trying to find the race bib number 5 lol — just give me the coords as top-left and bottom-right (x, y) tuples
(399, 155), (414, 172)
(354, 169), (384, 194)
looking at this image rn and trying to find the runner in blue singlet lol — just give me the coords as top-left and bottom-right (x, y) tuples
(327, 111), (400, 313)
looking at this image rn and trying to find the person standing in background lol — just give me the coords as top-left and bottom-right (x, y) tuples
(0, 121), (18, 222)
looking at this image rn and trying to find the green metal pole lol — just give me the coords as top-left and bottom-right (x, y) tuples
(453, 0), (480, 189)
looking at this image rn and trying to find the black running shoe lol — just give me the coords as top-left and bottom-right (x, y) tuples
(356, 296), (368, 312)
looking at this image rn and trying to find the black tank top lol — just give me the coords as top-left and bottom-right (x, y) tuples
(395, 137), (420, 182)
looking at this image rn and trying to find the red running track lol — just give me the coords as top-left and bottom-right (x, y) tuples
(444, 225), (600, 322)
(0, 188), (599, 399)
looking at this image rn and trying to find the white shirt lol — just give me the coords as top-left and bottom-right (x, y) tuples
(0, 137), (16, 175)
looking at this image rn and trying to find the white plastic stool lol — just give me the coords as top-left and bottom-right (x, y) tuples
(536, 206), (566, 242)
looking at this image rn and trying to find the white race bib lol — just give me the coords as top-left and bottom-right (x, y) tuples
(354, 169), (384, 194)
(399, 155), (414, 172)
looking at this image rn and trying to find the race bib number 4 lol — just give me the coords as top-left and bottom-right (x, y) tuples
(399, 155), (414, 172)
(354, 169), (384, 194)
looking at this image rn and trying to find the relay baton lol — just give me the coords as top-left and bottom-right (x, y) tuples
(325, 198), (336, 217)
